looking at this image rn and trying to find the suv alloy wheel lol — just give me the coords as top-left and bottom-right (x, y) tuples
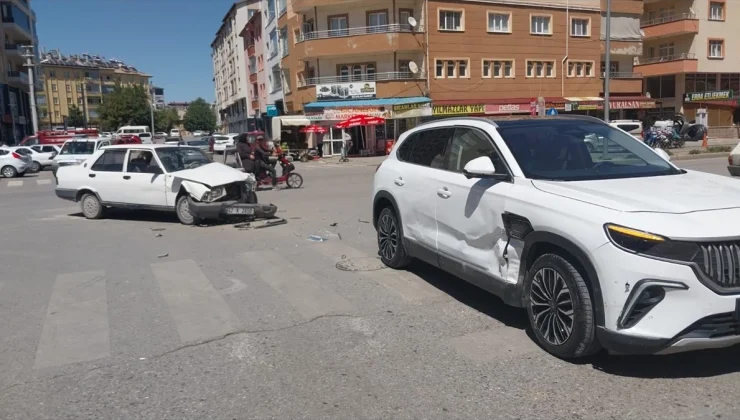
(377, 207), (411, 269)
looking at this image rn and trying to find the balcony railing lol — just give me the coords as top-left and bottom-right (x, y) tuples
(280, 44), (289, 58)
(299, 71), (422, 87)
(298, 23), (413, 42)
(601, 72), (642, 78)
(635, 53), (696, 65)
(641, 12), (696, 27)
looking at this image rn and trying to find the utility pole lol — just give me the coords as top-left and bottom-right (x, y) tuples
(81, 77), (89, 129)
(21, 46), (38, 134)
(149, 82), (155, 135)
(603, 0), (612, 123)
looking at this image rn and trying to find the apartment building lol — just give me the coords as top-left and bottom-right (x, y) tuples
(39, 51), (151, 128)
(264, 0), (286, 116)
(636, 0), (739, 132)
(0, 0), (39, 142)
(280, 0), (430, 154)
(212, 0), (258, 133)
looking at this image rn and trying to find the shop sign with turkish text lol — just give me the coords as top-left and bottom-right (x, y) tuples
(432, 104), (485, 115)
(305, 107), (391, 121)
(610, 100), (656, 109)
(393, 102), (432, 118)
(683, 90), (734, 103)
(485, 104), (528, 114)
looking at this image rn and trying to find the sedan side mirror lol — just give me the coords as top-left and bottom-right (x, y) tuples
(462, 156), (509, 180)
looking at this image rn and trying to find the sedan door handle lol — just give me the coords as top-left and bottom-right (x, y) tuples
(88, 174), (96, 178)
(394, 177), (404, 186)
(123, 175), (131, 180)
(437, 187), (451, 199)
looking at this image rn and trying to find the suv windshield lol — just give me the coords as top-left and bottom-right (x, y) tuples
(60, 142), (96, 155)
(155, 147), (212, 172)
(496, 119), (682, 181)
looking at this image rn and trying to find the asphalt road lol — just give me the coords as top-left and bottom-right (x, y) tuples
(0, 157), (737, 420)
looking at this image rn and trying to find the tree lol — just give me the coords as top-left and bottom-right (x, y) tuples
(183, 98), (217, 133)
(97, 85), (151, 131)
(154, 107), (180, 133)
(67, 105), (85, 127)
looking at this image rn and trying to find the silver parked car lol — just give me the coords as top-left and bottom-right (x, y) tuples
(0, 148), (30, 177)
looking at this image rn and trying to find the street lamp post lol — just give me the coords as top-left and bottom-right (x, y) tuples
(603, 0), (612, 123)
(21, 46), (39, 134)
(149, 82), (155, 135)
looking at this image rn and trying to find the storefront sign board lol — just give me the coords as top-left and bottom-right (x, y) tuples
(316, 82), (377, 101)
(432, 104), (485, 115)
(683, 90), (734, 103)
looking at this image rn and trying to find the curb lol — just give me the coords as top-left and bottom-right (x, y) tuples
(672, 152), (728, 161)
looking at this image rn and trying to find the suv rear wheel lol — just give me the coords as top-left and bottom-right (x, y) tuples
(523, 253), (600, 359)
(377, 207), (411, 269)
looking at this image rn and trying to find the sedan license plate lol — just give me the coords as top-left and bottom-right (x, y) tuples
(226, 207), (254, 215)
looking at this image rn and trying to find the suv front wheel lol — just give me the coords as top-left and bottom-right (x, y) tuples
(377, 207), (411, 269)
(523, 253), (600, 359)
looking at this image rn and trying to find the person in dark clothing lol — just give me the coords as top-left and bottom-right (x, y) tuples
(236, 134), (256, 174)
(254, 136), (277, 186)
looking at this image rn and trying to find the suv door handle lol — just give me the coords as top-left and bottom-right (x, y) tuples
(394, 177), (404, 186)
(88, 174), (96, 178)
(437, 187), (451, 199)
(123, 175), (131, 180)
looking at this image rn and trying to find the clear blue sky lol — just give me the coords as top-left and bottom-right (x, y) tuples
(34, 0), (236, 103)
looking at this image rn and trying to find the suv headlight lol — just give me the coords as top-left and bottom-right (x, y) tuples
(605, 223), (699, 262)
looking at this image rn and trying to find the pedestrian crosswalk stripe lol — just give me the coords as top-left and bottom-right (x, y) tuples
(36, 179), (52, 185)
(313, 241), (448, 304)
(243, 250), (355, 319)
(152, 259), (240, 344)
(34, 271), (110, 369)
(7, 180), (22, 187)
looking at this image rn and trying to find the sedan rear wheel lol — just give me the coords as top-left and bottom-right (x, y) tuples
(81, 193), (104, 219)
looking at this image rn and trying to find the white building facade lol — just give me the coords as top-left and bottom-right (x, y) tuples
(212, 0), (258, 133)
(263, 0), (285, 120)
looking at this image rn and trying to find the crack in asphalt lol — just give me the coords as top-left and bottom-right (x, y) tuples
(0, 310), (384, 396)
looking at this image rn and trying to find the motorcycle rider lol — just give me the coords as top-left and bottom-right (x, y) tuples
(236, 133), (256, 174)
(254, 135), (277, 187)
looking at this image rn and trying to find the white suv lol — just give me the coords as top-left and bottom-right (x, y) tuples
(373, 115), (740, 359)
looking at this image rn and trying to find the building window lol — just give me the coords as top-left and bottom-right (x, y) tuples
(64, 71), (70, 79)
(399, 60), (411, 73)
(367, 10), (388, 29)
(439, 9), (463, 31)
(328, 14), (349, 37)
(65, 84), (71, 92)
(78, 98), (83, 105)
(399, 8), (413, 27)
(482, 60), (514, 78)
(708, 39), (724, 58)
(49, 71), (55, 78)
(645, 75), (676, 98)
(709, 2), (724, 20)
(567, 61), (594, 77)
(526, 60), (555, 78)
(658, 42), (675, 58)
(55, 111), (60, 118)
(530, 15), (551, 35)
(51, 83), (57, 92)
(487, 12), (511, 33)
(337, 63), (377, 81)
(435, 59), (470, 78)
(271, 65), (282, 91)
(67, 98), (72, 105)
(366, 64), (376, 77)
(570, 17), (590, 37)
(600, 61), (619, 75)
(53, 97), (59, 105)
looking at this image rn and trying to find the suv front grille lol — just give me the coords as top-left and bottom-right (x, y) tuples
(676, 312), (740, 340)
(691, 242), (740, 290)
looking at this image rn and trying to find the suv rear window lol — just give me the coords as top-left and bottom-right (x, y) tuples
(60, 142), (96, 155)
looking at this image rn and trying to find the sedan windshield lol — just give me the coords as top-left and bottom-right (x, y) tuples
(59, 142), (96, 155)
(496, 119), (682, 181)
(155, 147), (212, 172)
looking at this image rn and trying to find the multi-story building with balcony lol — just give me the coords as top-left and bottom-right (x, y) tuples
(264, 0), (286, 119)
(636, 0), (739, 132)
(38, 51), (151, 129)
(241, 10), (269, 126)
(0, 0), (39, 142)
(279, 0), (430, 154)
(212, 0), (259, 133)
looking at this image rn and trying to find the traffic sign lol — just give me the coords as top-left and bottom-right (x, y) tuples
(546, 108), (558, 115)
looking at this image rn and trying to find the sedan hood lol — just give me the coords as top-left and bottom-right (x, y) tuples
(173, 162), (254, 187)
(532, 170), (740, 214)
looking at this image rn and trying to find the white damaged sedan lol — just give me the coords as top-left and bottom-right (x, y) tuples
(55, 144), (277, 224)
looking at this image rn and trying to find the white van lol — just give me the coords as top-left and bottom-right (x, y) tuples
(115, 126), (150, 138)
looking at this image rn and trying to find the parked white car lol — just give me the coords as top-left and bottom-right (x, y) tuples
(373, 115), (740, 359)
(54, 144), (277, 224)
(0, 148), (30, 177)
(212, 133), (239, 153)
(52, 138), (111, 177)
(138, 132), (153, 144)
(1, 146), (52, 172)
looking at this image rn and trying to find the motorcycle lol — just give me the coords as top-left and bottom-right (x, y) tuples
(255, 145), (304, 189)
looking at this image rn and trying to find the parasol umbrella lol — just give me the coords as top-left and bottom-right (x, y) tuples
(334, 114), (385, 129)
(299, 125), (328, 134)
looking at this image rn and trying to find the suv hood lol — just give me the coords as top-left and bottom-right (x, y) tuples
(532, 170), (740, 214)
(173, 162), (254, 187)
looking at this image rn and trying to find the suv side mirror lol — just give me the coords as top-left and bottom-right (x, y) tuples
(462, 156), (508, 180)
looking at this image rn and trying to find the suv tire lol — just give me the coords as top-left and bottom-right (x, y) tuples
(80, 193), (104, 219)
(377, 207), (411, 269)
(523, 253), (600, 359)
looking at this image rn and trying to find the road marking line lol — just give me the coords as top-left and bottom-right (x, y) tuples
(152, 259), (240, 343)
(445, 328), (538, 362)
(6, 180), (22, 187)
(312, 242), (447, 303)
(36, 179), (52, 185)
(243, 250), (354, 319)
(34, 271), (110, 369)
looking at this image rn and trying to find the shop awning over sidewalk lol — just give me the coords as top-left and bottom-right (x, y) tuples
(304, 96), (430, 109)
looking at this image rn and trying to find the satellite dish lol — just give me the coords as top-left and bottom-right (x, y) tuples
(407, 16), (417, 27)
(408, 61), (419, 74)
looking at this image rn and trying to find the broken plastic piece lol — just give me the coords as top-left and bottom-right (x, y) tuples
(155, 233), (163, 237)
(254, 218), (288, 229)
(157, 253), (169, 258)
(330, 222), (338, 227)
(150, 228), (166, 232)
(358, 219), (370, 224)
(308, 235), (328, 242)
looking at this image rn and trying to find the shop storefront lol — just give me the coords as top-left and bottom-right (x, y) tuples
(681, 90), (737, 127)
(301, 81), (430, 156)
